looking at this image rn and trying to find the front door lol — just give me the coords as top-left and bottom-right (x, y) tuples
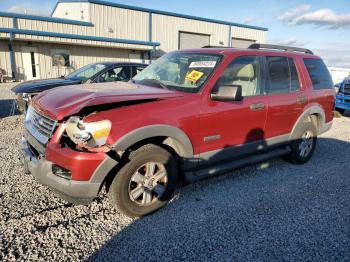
(199, 55), (268, 164)
(22, 47), (40, 81)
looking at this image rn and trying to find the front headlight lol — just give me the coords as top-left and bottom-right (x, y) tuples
(66, 116), (111, 148)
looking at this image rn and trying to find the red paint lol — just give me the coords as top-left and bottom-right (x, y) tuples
(32, 48), (335, 181)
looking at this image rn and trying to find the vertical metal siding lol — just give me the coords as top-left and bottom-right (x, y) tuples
(89, 4), (148, 41)
(0, 40), (12, 77)
(231, 26), (266, 44)
(152, 14), (230, 52)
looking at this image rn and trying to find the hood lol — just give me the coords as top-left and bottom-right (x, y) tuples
(11, 78), (81, 93)
(32, 82), (185, 121)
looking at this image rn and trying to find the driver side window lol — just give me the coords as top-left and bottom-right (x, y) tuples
(220, 56), (261, 97)
(99, 66), (131, 82)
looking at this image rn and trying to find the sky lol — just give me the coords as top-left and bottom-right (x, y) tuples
(1, 0), (349, 67)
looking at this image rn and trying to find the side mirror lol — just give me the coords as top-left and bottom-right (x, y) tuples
(211, 85), (243, 102)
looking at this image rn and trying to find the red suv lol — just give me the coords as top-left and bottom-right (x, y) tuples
(21, 44), (335, 217)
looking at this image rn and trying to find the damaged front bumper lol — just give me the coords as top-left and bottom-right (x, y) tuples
(21, 137), (105, 205)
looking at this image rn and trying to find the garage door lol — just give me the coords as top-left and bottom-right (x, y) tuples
(232, 38), (256, 48)
(179, 32), (210, 49)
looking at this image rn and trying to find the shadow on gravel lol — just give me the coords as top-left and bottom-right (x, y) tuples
(0, 99), (20, 118)
(88, 137), (350, 261)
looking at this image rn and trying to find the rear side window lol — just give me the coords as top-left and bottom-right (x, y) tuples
(303, 58), (333, 89)
(265, 56), (300, 94)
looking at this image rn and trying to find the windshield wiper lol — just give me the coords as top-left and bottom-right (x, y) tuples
(139, 79), (169, 90)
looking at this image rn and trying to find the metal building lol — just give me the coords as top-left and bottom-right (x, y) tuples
(0, 0), (268, 82)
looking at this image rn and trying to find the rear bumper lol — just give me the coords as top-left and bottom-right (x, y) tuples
(336, 94), (350, 110)
(21, 137), (104, 204)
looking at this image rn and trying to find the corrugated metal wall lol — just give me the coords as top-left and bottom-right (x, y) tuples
(231, 26), (266, 44)
(52, 2), (91, 22)
(0, 17), (12, 39)
(0, 40), (12, 77)
(0, 40), (140, 80)
(13, 18), (151, 50)
(0, 2), (268, 81)
(89, 4), (149, 41)
(152, 14), (230, 52)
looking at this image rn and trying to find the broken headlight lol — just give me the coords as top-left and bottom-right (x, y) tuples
(66, 116), (111, 149)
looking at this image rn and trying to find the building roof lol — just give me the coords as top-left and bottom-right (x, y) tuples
(55, 0), (268, 31)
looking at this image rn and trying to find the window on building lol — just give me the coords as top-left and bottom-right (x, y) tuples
(231, 38), (256, 48)
(179, 32), (210, 49)
(303, 58), (333, 89)
(51, 49), (70, 67)
(220, 56), (261, 97)
(266, 56), (300, 94)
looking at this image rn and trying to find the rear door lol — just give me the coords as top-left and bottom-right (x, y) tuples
(263, 56), (305, 138)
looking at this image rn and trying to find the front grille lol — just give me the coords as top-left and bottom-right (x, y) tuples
(24, 105), (57, 147)
(343, 88), (350, 95)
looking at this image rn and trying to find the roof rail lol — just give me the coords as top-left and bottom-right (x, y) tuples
(202, 45), (230, 48)
(248, 43), (314, 55)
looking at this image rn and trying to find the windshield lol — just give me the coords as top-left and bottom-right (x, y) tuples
(66, 63), (107, 81)
(133, 52), (221, 93)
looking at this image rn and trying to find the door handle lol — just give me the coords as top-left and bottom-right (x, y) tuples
(297, 96), (307, 104)
(250, 103), (265, 111)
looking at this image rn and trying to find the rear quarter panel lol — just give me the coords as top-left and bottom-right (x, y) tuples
(298, 56), (335, 123)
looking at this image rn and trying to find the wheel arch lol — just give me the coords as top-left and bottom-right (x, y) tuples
(290, 105), (325, 139)
(112, 124), (194, 159)
(89, 125), (194, 187)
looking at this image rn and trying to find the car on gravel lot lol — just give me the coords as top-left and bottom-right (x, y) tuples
(21, 44), (335, 217)
(335, 77), (350, 115)
(11, 62), (146, 113)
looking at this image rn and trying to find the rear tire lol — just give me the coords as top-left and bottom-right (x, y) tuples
(108, 144), (178, 217)
(284, 121), (317, 165)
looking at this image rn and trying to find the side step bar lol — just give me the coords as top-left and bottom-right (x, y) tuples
(184, 146), (291, 183)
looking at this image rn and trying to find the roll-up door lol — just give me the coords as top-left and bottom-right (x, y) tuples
(179, 32), (210, 49)
(232, 38), (256, 48)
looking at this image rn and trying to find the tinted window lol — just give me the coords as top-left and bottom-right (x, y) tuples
(266, 57), (300, 94)
(289, 58), (300, 91)
(303, 58), (333, 89)
(99, 67), (131, 82)
(220, 56), (261, 97)
(266, 57), (290, 94)
(131, 66), (145, 78)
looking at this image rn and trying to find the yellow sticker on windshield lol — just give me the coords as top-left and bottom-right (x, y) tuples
(186, 70), (204, 83)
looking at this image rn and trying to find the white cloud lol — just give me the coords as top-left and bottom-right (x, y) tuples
(315, 47), (350, 68)
(7, 5), (50, 16)
(279, 5), (350, 29)
(278, 5), (311, 22)
(268, 38), (307, 47)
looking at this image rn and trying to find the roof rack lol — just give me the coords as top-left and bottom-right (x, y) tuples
(248, 43), (314, 55)
(202, 45), (230, 48)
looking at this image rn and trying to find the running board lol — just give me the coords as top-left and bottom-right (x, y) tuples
(184, 146), (291, 183)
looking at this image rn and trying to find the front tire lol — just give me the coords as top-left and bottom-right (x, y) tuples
(108, 144), (178, 217)
(284, 121), (317, 165)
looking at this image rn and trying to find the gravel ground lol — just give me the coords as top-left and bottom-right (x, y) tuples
(0, 83), (349, 261)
